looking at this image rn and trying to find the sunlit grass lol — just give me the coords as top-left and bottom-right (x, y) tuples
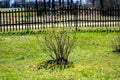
(0, 32), (120, 80)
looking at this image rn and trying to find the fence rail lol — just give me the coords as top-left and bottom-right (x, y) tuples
(0, 5), (120, 32)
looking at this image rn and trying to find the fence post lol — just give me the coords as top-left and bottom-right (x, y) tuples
(0, 11), (1, 32)
(118, 5), (120, 30)
(75, 4), (79, 31)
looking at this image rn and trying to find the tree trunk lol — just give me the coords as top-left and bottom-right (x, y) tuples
(100, 0), (106, 16)
(100, 0), (104, 8)
(92, 0), (95, 6)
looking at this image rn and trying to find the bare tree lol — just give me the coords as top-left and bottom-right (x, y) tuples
(87, 0), (95, 6)
(22, 0), (25, 2)
(87, 0), (120, 8)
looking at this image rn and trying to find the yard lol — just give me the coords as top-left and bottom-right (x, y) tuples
(0, 32), (120, 80)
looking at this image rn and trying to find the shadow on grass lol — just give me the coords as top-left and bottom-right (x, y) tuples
(112, 50), (120, 54)
(37, 60), (74, 70)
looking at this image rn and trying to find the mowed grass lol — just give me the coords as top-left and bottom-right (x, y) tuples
(0, 32), (120, 80)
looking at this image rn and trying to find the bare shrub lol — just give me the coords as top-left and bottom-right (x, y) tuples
(44, 31), (76, 65)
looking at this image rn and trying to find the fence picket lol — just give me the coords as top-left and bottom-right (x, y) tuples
(0, 11), (1, 31)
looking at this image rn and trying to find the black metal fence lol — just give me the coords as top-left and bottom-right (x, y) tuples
(0, 1), (120, 32)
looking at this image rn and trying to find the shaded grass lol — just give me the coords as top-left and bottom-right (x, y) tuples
(0, 32), (120, 80)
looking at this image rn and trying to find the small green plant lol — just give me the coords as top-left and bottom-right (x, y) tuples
(112, 34), (120, 52)
(44, 30), (76, 65)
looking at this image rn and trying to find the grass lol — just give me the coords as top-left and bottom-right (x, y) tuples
(0, 32), (120, 80)
(1, 25), (120, 34)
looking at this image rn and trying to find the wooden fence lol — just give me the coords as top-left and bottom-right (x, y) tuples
(0, 5), (120, 32)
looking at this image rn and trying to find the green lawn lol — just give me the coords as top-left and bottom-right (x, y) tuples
(0, 32), (120, 80)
